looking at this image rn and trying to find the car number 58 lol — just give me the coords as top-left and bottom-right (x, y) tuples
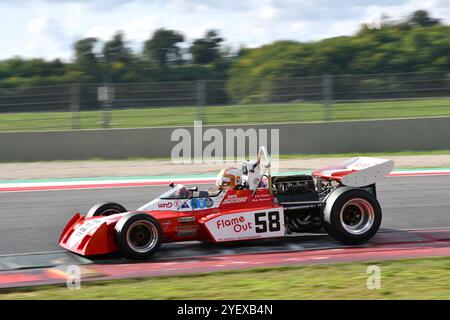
(255, 211), (281, 233)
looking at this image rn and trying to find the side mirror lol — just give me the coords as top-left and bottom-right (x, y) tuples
(169, 183), (175, 188)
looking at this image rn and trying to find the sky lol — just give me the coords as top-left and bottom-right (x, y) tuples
(0, 0), (449, 61)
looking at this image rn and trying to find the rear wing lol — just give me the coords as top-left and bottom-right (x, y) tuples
(312, 157), (394, 187)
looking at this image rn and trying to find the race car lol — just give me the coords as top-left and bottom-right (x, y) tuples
(59, 147), (394, 259)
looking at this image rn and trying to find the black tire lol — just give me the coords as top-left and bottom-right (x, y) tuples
(114, 212), (162, 259)
(320, 187), (382, 244)
(86, 202), (127, 218)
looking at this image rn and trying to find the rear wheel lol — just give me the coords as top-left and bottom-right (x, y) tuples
(114, 212), (162, 259)
(86, 202), (127, 218)
(320, 188), (381, 244)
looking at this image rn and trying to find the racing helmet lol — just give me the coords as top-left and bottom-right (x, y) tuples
(216, 167), (243, 190)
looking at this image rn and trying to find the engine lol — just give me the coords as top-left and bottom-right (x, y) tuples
(272, 175), (318, 202)
(272, 175), (322, 233)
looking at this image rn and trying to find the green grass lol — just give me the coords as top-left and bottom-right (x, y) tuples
(0, 149), (449, 164)
(278, 149), (450, 159)
(1, 98), (450, 131)
(3, 256), (450, 299)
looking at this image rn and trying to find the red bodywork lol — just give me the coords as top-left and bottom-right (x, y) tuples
(59, 188), (279, 256)
(59, 156), (394, 257)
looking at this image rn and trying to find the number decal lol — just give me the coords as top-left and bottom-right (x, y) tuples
(268, 211), (281, 232)
(255, 212), (267, 233)
(255, 211), (281, 233)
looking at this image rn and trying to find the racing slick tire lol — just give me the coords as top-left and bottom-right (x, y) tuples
(86, 202), (127, 218)
(320, 187), (382, 244)
(114, 212), (162, 259)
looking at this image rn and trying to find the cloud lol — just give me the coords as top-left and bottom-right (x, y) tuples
(27, 16), (72, 59)
(0, 0), (449, 60)
(258, 0), (280, 20)
(119, 15), (158, 41)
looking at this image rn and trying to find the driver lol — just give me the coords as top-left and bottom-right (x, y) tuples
(215, 167), (244, 190)
(178, 186), (192, 198)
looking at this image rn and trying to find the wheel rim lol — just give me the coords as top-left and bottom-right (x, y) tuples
(126, 221), (158, 253)
(339, 198), (375, 235)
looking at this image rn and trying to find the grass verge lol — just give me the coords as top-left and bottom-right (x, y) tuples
(2, 256), (450, 299)
(1, 149), (449, 164)
(279, 150), (450, 159)
(1, 98), (450, 131)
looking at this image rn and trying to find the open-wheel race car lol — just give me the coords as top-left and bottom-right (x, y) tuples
(59, 147), (394, 259)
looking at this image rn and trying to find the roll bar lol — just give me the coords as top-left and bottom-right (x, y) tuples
(253, 146), (273, 196)
(256, 146), (272, 168)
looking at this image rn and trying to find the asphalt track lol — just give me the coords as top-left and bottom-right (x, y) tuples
(1, 175), (450, 256)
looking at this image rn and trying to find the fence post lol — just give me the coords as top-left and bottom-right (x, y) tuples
(98, 85), (114, 129)
(70, 84), (80, 130)
(322, 74), (333, 121)
(196, 80), (206, 124)
(102, 93), (111, 129)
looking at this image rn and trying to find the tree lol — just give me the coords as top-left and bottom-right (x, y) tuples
(408, 10), (440, 27)
(1, 9), (448, 92)
(226, 10), (450, 102)
(102, 31), (133, 81)
(189, 30), (224, 64)
(74, 37), (101, 81)
(102, 32), (132, 66)
(144, 29), (184, 67)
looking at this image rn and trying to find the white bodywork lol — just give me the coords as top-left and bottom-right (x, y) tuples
(316, 157), (394, 187)
(138, 185), (226, 212)
(203, 207), (285, 242)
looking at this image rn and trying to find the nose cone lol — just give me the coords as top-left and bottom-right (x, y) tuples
(59, 214), (115, 256)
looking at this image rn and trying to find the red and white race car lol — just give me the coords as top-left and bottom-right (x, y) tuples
(59, 147), (394, 259)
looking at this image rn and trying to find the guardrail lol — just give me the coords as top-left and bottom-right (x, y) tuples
(1, 117), (449, 161)
(0, 70), (449, 132)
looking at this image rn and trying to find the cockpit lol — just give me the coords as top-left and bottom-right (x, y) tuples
(159, 184), (222, 199)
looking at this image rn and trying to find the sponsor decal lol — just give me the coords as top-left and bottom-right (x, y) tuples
(222, 194), (248, 204)
(178, 230), (197, 237)
(157, 200), (183, 209)
(178, 216), (196, 223)
(69, 219), (104, 248)
(176, 224), (198, 237)
(251, 193), (272, 202)
(191, 198), (214, 209)
(73, 219), (103, 237)
(180, 201), (190, 209)
(216, 215), (252, 233)
(158, 202), (173, 209)
(206, 198), (214, 207)
(204, 208), (284, 242)
(174, 200), (182, 208)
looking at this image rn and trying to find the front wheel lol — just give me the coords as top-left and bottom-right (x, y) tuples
(86, 202), (127, 218)
(114, 212), (162, 259)
(320, 187), (382, 244)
